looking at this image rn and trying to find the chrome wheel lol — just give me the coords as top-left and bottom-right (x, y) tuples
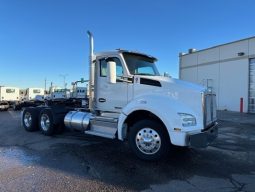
(135, 128), (161, 155)
(24, 112), (32, 127)
(40, 114), (50, 131)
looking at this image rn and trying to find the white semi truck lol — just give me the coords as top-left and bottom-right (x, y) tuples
(21, 31), (218, 160)
(14, 88), (45, 110)
(0, 86), (20, 102)
(0, 86), (19, 109)
(24, 88), (45, 101)
(19, 89), (26, 101)
(45, 86), (70, 100)
(71, 79), (88, 99)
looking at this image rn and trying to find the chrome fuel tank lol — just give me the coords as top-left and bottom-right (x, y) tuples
(64, 111), (92, 131)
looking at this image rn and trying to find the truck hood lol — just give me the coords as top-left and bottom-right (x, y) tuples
(132, 75), (206, 117)
(133, 75), (206, 94)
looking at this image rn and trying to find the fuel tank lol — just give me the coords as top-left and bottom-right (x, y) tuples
(64, 111), (92, 131)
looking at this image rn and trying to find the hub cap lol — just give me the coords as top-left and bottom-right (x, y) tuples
(40, 114), (50, 131)
(24, 112), (32, 127)
(136, 128), (161, 155)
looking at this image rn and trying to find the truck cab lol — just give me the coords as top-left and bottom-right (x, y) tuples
(92, 48), (217, 145)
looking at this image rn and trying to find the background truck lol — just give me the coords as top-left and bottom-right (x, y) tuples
(19, 89), (26, 101)
(0, 101), (9, 111)
(0, 86), (20, 109)
(14, 88), (45, 110)
(21, 31), (218, 160)
(71, 79), (88, 99)
(24, 88), (45, 101)
(51, 88), (70, 99)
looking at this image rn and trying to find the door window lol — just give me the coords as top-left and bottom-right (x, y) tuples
(100, 57), (123, 77)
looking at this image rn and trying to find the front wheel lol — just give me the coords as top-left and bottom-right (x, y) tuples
(128, 120), (170, 161)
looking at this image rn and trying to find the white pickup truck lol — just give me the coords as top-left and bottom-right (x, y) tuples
(21, 31), (218, 160)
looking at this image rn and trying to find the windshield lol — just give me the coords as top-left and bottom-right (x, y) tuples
(123, 53), (160, 76)
(33, 89), (41, 94)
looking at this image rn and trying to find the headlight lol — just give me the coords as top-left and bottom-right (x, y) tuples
(178, 113), (196, 127)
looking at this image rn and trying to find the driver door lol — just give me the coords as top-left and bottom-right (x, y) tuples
(95, 56), (128, 113)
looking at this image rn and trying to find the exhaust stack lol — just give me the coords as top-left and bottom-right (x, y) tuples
(87, 31), (95, 111)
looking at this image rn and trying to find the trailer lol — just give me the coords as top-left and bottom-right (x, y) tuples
(21, 31), (218, 160)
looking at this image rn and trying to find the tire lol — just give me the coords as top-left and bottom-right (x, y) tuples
(128, 119), (170, 161)
(39, 108), (55, 136)
(22, 107), (39, 132)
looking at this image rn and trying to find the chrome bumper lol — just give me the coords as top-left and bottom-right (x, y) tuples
(188, 122), (218, 148)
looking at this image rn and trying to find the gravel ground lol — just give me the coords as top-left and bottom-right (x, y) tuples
(0, 110), (254, 192)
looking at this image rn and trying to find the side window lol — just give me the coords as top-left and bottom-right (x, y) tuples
(100, 57), (123, 77)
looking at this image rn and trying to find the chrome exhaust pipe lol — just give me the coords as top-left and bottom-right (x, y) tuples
(87, 31), (95, 111)
(87, 31), (94, 57)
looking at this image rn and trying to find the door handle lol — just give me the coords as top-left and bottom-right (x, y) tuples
(98, 98), (106, 102)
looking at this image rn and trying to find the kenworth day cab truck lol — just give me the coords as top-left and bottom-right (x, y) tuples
(21, 31), (218, 160)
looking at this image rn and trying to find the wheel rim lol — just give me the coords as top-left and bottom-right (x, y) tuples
(40, 114), (50, 131)
(135, 128), (161, 155)
(24, 112), (32, 127)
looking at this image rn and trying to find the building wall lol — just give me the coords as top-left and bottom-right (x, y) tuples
(179, 37), (255, 112)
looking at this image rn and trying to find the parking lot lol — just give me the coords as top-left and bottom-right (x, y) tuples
(0, 110), (255, 192)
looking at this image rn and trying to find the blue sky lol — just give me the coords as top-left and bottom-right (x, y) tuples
(0, 0), (255, 89)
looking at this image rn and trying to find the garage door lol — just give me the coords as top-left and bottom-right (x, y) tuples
(249, 58), (255, 113)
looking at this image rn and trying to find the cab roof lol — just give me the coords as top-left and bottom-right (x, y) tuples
(95, 49), (157, 61)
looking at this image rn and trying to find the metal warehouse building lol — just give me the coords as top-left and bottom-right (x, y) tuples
(179, 36), (255, 113)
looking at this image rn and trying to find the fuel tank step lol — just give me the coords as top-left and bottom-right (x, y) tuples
(85, 130), (115, 139)
(85, 119), (118, 139)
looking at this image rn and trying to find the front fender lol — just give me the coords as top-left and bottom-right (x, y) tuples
(117, 93), (199, 140)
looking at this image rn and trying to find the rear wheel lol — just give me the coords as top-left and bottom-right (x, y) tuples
(39, 108), (55, 136)
(128, 120), (170, 161)
(22, 108), (39, 131)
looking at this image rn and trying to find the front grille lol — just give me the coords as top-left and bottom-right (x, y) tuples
(202, 93), (217, 129)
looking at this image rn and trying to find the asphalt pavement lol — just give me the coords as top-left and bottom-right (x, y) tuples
(0, 110), (254, 192)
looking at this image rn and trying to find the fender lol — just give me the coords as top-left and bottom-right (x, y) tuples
(117, 93), (200, 141)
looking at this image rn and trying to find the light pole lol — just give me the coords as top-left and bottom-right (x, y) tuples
(59, 74), (68, 89)
(44, 78), (47, 96)
(59, 74), (68, 97)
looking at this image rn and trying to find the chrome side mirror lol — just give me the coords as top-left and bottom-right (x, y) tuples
(107, 61), (116, 84)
